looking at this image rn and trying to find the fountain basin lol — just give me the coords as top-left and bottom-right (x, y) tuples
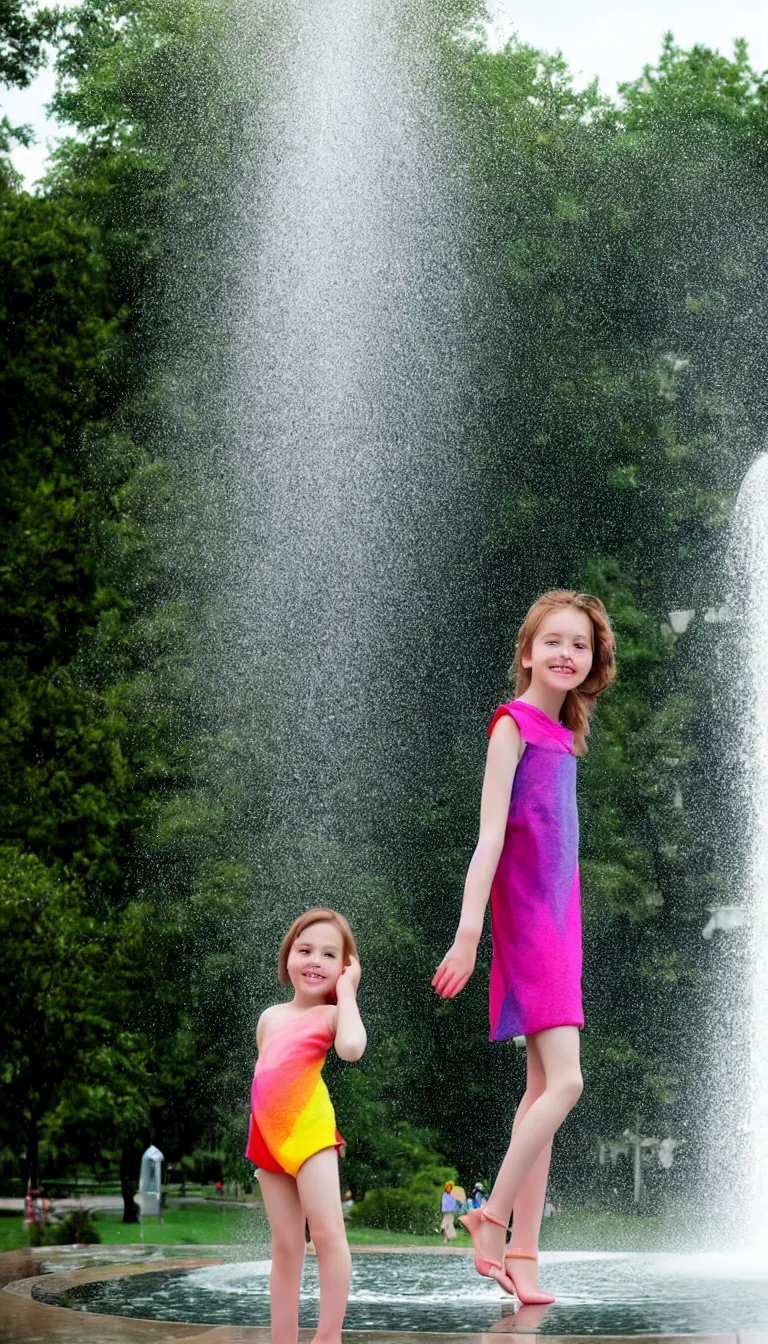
(30, 1247), (768, 1336)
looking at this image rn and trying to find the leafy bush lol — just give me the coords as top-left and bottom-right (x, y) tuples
(28, 1210), (101, 1246)
(349, 1160), (459, 1234)
(407, 1164), (458, 1197)
(349, 1187), (438, 1235)
(332, 1078), (453, 1196)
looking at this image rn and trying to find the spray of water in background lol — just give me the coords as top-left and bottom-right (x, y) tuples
(191, 0), (483, 941)
(730, 454), (768, 1243)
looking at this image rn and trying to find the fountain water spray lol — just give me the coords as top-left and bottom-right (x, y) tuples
(197, 0), (480, 934)
(732, 454), (768, 1239)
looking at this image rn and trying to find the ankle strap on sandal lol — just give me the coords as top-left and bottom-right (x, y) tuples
(505, 1249), (538, 1260)
(480, 1208), (508, 1230)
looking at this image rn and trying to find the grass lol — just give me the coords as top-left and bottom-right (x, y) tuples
(0, 1207), (462, 1254)
(0, 1204), (710, 1257)
(348, 1212), (701, 1253)
(0, 1212), (28, 1253)
(347, 1225), (452, 1247)
(0, 1203), (268, 1254)
(92, 1203), (269, 1246)
(538, 1209), (718, 1253)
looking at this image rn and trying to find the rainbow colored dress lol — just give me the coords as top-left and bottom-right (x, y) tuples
(488, 699), (583, 1042)
(245, 1008), (344, 1178)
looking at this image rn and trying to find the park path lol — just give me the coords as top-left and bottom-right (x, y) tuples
(0, 1195), (247, 1212)
(0, 1195), (123, 1211)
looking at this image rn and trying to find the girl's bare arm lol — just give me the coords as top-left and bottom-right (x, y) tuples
(333, 957), (367, 1061)
(432, 714), (521, 998)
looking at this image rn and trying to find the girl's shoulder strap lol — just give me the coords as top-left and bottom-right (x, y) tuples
(488, 701), (526, 741)
(488, 700), (574, 752)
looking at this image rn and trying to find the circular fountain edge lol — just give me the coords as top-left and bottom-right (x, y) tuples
(0, 1245), (758, 1344)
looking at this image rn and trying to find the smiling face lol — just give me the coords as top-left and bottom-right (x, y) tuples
(522, 605), (594, 695)
(285, 920), (346, 1002)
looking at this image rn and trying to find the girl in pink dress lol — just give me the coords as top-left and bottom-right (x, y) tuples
(433, 590), (615, 1303)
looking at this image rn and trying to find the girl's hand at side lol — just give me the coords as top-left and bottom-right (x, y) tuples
(432, 715), (521, 1002)
(432, 933), (477, 999)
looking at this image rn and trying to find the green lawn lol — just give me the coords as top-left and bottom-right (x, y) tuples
(0, 1212), (27, 1252)
(348, 1212), (706, 1253)
(347, 1224), (450, 1247)
(0, 1203), (712, 1257)
(93, 1203), (270, 1246)
(0, 1203), (268, 1253)
(538, 1210), (703, 1252)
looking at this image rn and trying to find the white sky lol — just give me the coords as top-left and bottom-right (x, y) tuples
(4, 0), (768, 187)
(485, 0), (768, 84)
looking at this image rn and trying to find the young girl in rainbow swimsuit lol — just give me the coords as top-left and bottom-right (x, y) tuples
(247, 908), (366, 1344)
(434, 590), (615, 1304)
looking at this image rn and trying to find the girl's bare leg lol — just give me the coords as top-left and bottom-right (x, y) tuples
(297, 1147), (351, 1344)
(508, 1035), (553, 1298)
(258, 1169), (306, 1344)
(470, 1027), (582, 1276)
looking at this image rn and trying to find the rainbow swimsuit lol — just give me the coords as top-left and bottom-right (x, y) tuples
(245, 1007), (344, 1178)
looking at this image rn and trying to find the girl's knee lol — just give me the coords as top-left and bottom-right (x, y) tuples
(307, 1215), (346, 1253)
(271, 1230), (304, 1265)
(558, 1070), (583, 1107)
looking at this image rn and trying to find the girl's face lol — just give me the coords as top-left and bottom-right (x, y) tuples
(286, 920), (346, 1001)
(522, 606), (594, 694)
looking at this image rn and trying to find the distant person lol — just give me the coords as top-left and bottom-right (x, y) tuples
(441, 1181), (458, 1242)
(215, 1179), (224, 1197)
(471, 1183), (486, 1208)
(245, 909), (366, 1344)
(342, 1190), (354, 1221)
(433, 591), (616, 1305)
(39, 1192), (60, 1228)
(24, 1182), (39, 1228)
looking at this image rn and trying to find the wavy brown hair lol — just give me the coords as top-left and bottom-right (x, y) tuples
(512, 590), (616, 755)
(278, 908), (358, 987)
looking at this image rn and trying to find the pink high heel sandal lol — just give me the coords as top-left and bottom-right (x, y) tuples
(504, 1249), (556, 1305)
(458, 1206), (514, 1292)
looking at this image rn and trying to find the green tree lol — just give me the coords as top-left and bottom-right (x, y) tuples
(1, 1), (57, 178)
(0, 1), (52, 86)
(0, 846), (149, 1187)
(0, 5), (254, 1205)
(0, 185), (138, 886)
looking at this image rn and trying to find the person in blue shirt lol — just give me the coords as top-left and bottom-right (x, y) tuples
(471, 1182), (487, 1209)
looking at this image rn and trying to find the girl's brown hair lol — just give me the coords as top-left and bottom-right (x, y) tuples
(513, 590), (616, 756)
(278, 908), (358, 987)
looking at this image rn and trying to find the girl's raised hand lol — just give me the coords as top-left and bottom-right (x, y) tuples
(432, 935), (477, 999)
(337, 955), (361, 995)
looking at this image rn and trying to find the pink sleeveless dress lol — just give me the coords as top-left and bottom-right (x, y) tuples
(488, 699), (583, 1041)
